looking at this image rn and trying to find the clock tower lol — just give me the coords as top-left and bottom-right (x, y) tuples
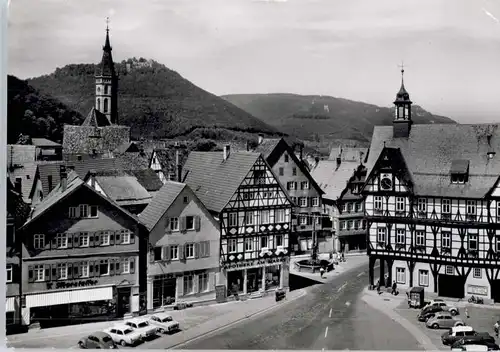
(393, 65), (412, 138)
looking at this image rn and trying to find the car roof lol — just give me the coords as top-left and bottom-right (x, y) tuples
(463, 345), (489, 351)
(152, 312), (173, 319)
(90, 331), (111, 338)
(125, 317), (149, 324)
(452, 326), (474, 332)
(437, 311), (453, 316)
(111, 324), (133, 330)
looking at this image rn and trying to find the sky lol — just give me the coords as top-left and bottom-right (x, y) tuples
(7, 0), (500, 123)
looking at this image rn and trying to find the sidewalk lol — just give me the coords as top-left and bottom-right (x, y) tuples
(290, 254), (367, 283)
(7, 288), (306, 348)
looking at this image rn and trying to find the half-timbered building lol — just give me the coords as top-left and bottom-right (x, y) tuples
(183, 146), (293, 297)
(363, 69), (500, 302)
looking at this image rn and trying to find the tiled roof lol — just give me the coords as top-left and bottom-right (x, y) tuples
(7, 144), (36, 165)
(7, 178), (31, 226)
(117, 152), (150, 170)
(127, 169), (163, 191)
(139, 181), (186, 231)
(366, 124), (500, 198)
(253, 139), (281, 158)
(114, 142), (140, 155)
(62, 124), (130, 155)
(151, 148), (189, 173)
(95, 175), (151, 203)
(183, 151), (261, 213)
(329, 147), (369, 163)
(31, 138), (61, 147)
(311, 159), (360, 201)
(81, 108), (111, 127)
(7, 163), (38, 203)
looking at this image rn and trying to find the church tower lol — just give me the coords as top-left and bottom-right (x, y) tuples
(393, 65), (413, 138)
(95, 19), (118, 125)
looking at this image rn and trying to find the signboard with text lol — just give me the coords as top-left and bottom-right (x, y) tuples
(467, 284), (488, 296)
(223, 256), (287, 270)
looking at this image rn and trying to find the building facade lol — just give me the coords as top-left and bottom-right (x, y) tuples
(183, 147), (293, 297)
(139, 181), (220, 310)
(363, 69), (500, 302)
(18, 167), (148, 326)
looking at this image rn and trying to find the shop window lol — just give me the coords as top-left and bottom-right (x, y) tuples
(184, 275), (194, 294)
(198, 273), (209, 292)
(265, 265), (281, 290)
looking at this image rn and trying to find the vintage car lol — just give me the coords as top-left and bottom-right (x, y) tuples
(104, 324), (142, 346)
(426, 312), (464, 329)
(78, 331), (116, 349)
(124, 317), (158, 340)
(424, 300), (460, 316)
(149, 312), (181, 334)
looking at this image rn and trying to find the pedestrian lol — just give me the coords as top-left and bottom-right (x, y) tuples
(376, 279), (381, 294)
(320, 267), (325, 278)
(465, 308), (469, 319)
(494, 321), (499, 338)
(391, 281), (398, 295)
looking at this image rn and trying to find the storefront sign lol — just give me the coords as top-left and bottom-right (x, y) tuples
(46, 279), (99, 290)
(223, 257), (287, 270)
(467, 284), (488, 296)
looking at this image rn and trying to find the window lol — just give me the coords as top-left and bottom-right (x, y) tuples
(276, 235), (283, 247)
(99, 260), (110, 276)
(199, 241), (210, 257)
(417, 198), (427, 212)
(347, 221), (353, 230)
(468, 233), (478, 251)
(396, 229), (405, 244)
(284, 154), (289, 162)
(446, 265), (454, 275)
(89, 205), (98, 218)
(341, 203), (347, 212)
(396, 267), (406, 284)
(122, 258), (131, 274)
(451, 173), (466, 184)
(442, 199), (451, 214)
(261, 236), (268, 249)
(311, 197), (319, 207)
(198, 272), (209, 292)
(301, 181), (309, 190)
(418, 270), (429, 287)
(154, 247), (162, 261)
(79, 232), (89, 247)
(287, 181), (296, 190)
(34, 265), (44, 282)
(34, 234), (45, 249)
(104, 98), (108, 113)
(339, 221), (345, 230)
(6, 265), (12, 283)
(170, 217), (179, 231)
(121, 230), (131, 244)
(57, 263), (67, 280)
(292, 167), (297, 176)
(170, 245), (179, 260)
(441, 232), (451, 249)
(79, 204), (89, 218)
(377, 227), (386, 243)
(300, 216), (307, 225)
(97, 98), (101, 111)
(299, 198), (307, 207)
(100, 231), (110, 246)
(69, 207), (78, 218)
(104, 85), (109, 95)
(279, 167), (284, 176)
(245, 211), (254, 225)
(354, 220), (360, 230)
(473, 268), (482, 279)
(275, 209), (285, 222)
(347, 203), (353, 212)
(466, 200), (476, 215)
(415, 231), (425, 246)
(184, 275), (194, 294)
(56, 233), (68, 249)
(183, 196), (189, 204)
(355, 202), (362, 212)
(261, 210), (270, 224)
(228, 239), (237, 253)
(80, 262), (89, 278)
(374, 196), (383, 210)
(186, 243), (195, 258)
(228, 213), (238, 227)
(245, 238), (253, 251)
(396, 197), (405, 212)
(253, 170), (266, 185)
(186, 216), (195, 230)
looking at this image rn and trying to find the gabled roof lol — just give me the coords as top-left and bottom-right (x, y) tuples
(126, 169), (163, 192)
(183, 151), (262, 213)
(114, 142), (140, 155)
(8, 163), (38, 203)
(21, 170), (144, 231)
(31, 138), (61, 148)
(81, 107), (111, 127)
(150, 148), (189, 172)
(7, 144), (36, 165)
(253, 139), (281, 158)
(139, 181), (186, 231)
(366, 124), (500, 198)
(311, 159), (361, 201)
(116, 152), (150, 170)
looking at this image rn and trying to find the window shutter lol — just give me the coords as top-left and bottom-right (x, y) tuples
(130, 258), (135, 274)
(195, 216), (201, 231)
(115, 259), (121, 275)
(89, 233), (95, 247)
(287, 182), (290, 190)
(165, 218), (172, 234)
(89, 262), (94, 277)
(195, 243), (200, 259)
(67, 263), (73, 279)
(130, 231), (135, 244)
(67, 234), (73, 249)
(110, 231), (115, 245)
(45, 264), (51, 281)
(95, 232), (102, 246)
(110, 261), (115, 276)
(73, 263), (79, 278)
(94, 262), (100, 276)
(52, 264), (57, 280)
(180, 217), (187, 232)
(206, 241), (210, 258)
(28, 265), (34, 283)
(179, 245), (185, 260)
(51, 235), (57, 249)
(294, 182), (298, 190)
(165, 246), (171, 262)
(115, 230), (122, 245)
(73, 233), (80, 247)
(149, 248), (155, 263)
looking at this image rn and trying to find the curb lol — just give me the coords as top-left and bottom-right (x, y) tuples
(167, 289), (307, 349)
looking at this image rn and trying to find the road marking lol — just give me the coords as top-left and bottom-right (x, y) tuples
(357, 272), (364, 277)
(329, 308), (332, 318)
(324, 326), (329, 338)
(345, 301), (351, 306)
(337, 283), (347, 292)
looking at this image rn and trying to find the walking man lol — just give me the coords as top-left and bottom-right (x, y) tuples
(376, 279), (381, 294)
(391, 280), (398, 295)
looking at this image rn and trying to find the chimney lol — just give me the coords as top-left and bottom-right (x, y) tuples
(223, 145), (231, 161)
(176, 148), (182, 182)
(258, 134), (264, 145)
(60, 165), (67, 191)
(14, 177), (22, 194)
(299, 144), (304, 160)
(89, 169), (96, 189)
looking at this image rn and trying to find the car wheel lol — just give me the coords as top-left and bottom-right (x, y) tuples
(450, 310), (458, 316)
(432, 323), (439, 329)
(120, 340), (127, 347)
(78, 342), (85, 349)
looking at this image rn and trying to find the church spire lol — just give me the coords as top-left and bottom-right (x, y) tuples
(392, 62), (413, 138)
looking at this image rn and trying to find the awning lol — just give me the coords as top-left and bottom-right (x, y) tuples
(6, 297), (16, 312)
(26, 286), (113, 308)
(450, 159), (469, 174)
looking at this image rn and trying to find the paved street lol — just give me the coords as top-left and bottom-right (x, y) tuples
(178, 263), (423, 350)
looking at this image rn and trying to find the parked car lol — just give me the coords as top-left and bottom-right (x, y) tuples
(442, 326), (482, 345)
(149, 313), (181, 334)
(425, 300), (460, 316)
(124, 318), (158, 340)
(418, 306), (444, 322)
(452, 345), (490, 352)
(104, 325), (142, 347)
(78, 331), (116, 349)
(426, 312), (464, 329)
(451, 336), (498, 350)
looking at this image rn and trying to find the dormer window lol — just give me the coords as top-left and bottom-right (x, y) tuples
(450, 159), (469, 184)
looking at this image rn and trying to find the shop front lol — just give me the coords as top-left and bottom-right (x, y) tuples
(6, 296), (19, 328)
(151, 274), (177, 309)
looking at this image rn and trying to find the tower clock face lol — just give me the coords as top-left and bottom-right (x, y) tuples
(381, 177), (392, 190)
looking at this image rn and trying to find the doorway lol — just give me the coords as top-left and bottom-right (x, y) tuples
(438, 275), (465, 299)
(116, 287), (131, 317)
